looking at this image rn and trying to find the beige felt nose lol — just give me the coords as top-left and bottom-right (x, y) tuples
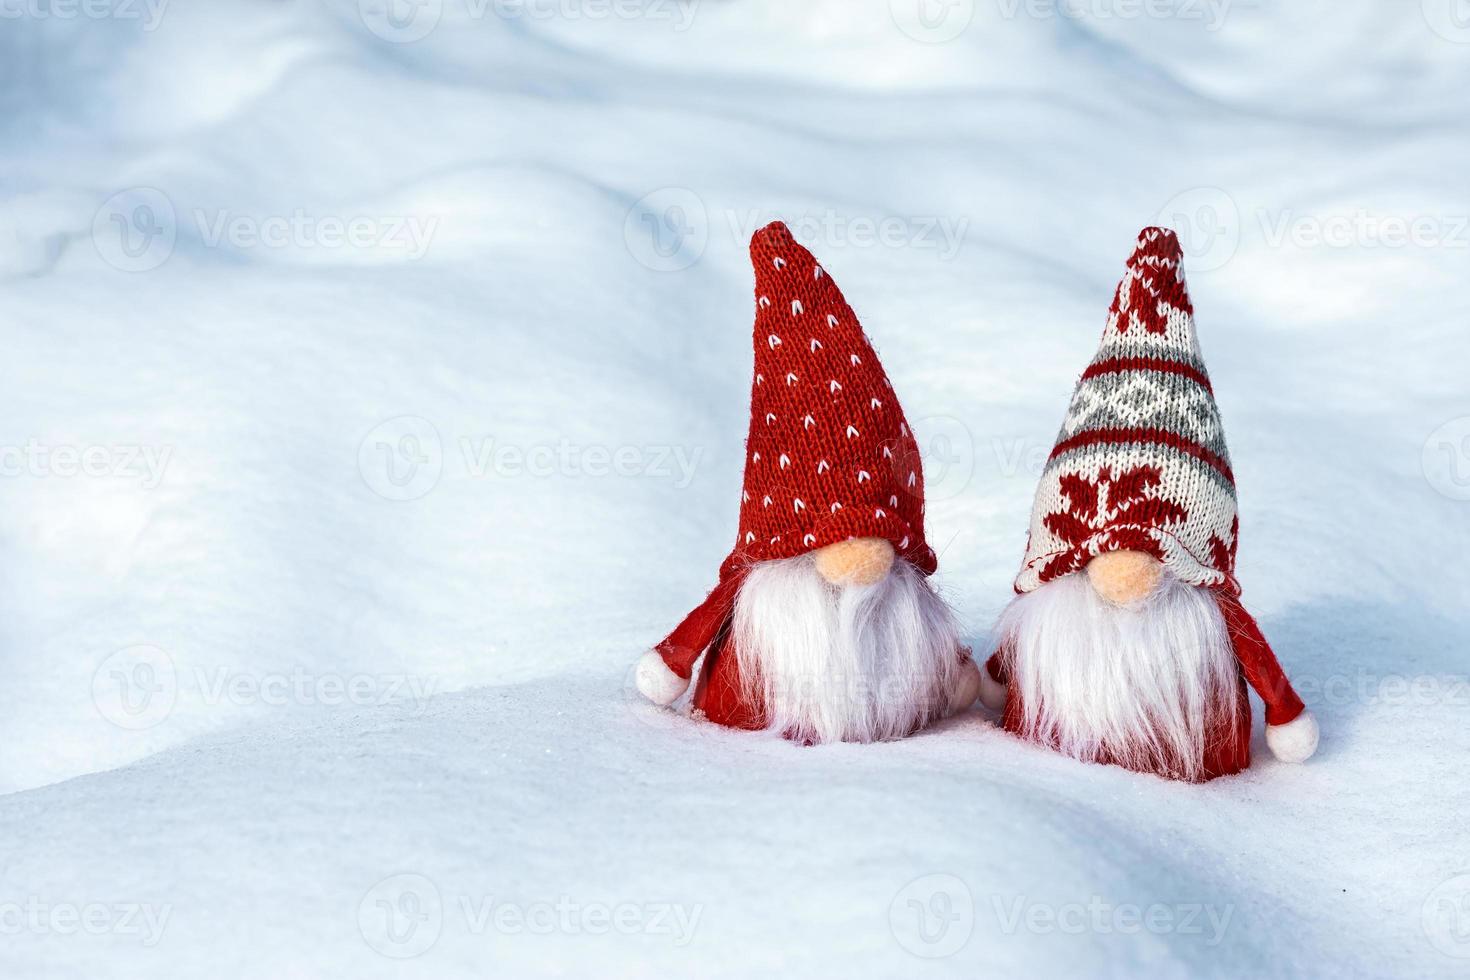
(813, 537), (895, 587)
(1086, 550), (1164, 606)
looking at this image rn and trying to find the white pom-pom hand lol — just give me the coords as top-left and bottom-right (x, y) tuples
(1265, 710), (1319, 763)
(635, 650), (689, 706)
(978, 668), (1007, 712)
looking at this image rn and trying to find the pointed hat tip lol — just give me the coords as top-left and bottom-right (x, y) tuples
(1131, 226), (1185, 263)
(750, 220), (794, 254)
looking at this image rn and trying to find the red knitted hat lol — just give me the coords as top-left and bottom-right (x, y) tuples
(653, 221), (935, 678)
(1015, 227), (1240, 595)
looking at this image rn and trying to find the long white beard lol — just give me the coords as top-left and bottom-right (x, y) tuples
(731, 554), (963, 744)
(995, 571), (1240, 781)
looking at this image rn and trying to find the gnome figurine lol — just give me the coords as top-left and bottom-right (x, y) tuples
(979, 227), (1318, 781)
(635, 222), (981, 743)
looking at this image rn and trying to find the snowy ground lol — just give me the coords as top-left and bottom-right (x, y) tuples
(2, 1), (1469, 977)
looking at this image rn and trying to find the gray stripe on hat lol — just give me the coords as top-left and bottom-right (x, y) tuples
(1058, 370), (1229, 460)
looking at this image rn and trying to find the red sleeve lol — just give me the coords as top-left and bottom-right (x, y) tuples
(1217, 591), (1305, 727)
(985, 647), (1008, 685)
(653, 572), (746, 679)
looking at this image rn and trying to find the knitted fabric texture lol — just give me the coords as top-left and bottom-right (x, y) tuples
(1015, 227), (1240, 594)
(732, 221), (935, 575)
(652, 221), (935, 678)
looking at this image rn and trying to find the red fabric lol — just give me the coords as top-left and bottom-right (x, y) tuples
(653, 571), (747, 680)
(1107, 226), (1194, 334)
(653, 221), (936, 678)
(734, 221), (934, 574)
(690, 631), (765, 733)
(1216, 590), (1306, 726)
(984, 589), (1304, 781)
(1080, 356), (1214, 394)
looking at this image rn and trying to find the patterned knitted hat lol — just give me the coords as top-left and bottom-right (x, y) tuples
(1015, 227), (1240, 595)
(652, 221), (935, 676)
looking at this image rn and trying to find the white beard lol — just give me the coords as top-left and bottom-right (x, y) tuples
(995, 571), (1240, 781)
(731, 554), (963, 744)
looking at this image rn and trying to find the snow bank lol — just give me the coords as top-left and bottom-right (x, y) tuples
(1, 1), (1467, 976)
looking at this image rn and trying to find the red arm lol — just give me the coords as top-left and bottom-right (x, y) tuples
(1217, 591), (1305, 726)
(654, 572), (746, 679)
(985, 646), (1008, 685)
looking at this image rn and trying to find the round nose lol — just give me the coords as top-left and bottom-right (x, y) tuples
(1086, 549), (1164, 606)
(813, 537), (896, 588)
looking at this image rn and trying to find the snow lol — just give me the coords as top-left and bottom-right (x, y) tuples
(2, 1), (1468, 976)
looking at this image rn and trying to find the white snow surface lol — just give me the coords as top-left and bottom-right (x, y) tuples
(2, 2), (1469, 977)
